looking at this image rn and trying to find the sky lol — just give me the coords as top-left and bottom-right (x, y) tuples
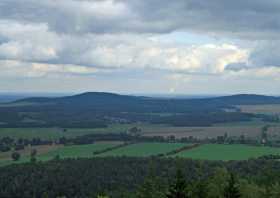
(1, 0), (280, 95)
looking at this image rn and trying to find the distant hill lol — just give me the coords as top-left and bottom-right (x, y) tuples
(0, 92), (279, 128)
(199, 94), (280, 105)
(17, 92), (140, 103)
(16, 92), (280, 106)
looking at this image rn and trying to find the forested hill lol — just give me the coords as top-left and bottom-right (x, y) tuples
(0, 92), (279, 128)
(15, 92), (280, 107)
(205, 94), (280, 105)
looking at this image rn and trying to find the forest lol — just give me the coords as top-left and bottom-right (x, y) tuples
(0, 157), (280, 197)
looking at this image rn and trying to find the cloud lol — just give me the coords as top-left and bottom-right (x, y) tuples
(225, 40), (280, 71)
(0, 0), (280, 39)
(225, 62), (249, 71)
(249, 41), (280, 67)
(0, 20), (248, 76)
(0, 60), (99, 78)
(0, 20), (59, 62)
(0, 0), (280, 93)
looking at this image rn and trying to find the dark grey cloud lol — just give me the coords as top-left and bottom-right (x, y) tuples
(250, 41), (280, 67)
(1, 0), (280, 39)
(225, 62), (249, 71)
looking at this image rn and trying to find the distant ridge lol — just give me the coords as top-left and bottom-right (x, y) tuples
(16, 92), (143, 104)
(206, 94), (280, 105)
(2, 92), (280, 128)
(15, 92), (280, 106)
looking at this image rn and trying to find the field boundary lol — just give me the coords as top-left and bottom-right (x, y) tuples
(165, 143), (201, 157)
(93, 142), (136, 156)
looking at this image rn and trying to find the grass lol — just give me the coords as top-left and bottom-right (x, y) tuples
(1, 142), (280, 166)
(174, 144), (280, 160)
(98, 142), (188, 157)
(37, 142), (120, 161)
(0, 144), (61, 166)
(0, 142), (120, 166)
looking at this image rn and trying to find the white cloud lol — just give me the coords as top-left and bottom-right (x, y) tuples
(0, 20), (60, 62)
(0, 60), (98, 78)
(0, 20), (249, 76)
(0, 0), (280, 93)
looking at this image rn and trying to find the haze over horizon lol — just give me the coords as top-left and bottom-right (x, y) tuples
(1, 0), (280, 95)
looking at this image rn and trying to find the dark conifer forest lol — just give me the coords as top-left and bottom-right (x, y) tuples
(0, 157), (280, 197)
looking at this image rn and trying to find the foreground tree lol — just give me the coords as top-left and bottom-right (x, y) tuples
(166, 169), (189, 198)
(11, 151), (20, 161)
(238, 179), (265, 198)
(224, 173), (241, 198)
(190, 180), (208, 198)
(207, 168), (230, 198)
(136, 161), (166, 198)
(97, 195), (109, 198)
(266, 182), (280, 198)
(136, 176), (166, 198)
(30, 149), (37, 163)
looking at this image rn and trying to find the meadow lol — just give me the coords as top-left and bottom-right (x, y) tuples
(0, 142), (120, 166)
(97, 142), (188, 157)
(0, 142), (188, 166)
(2, 142), (280, 166)
(37, 142), (120, 160)
(174, 144), (280, 160)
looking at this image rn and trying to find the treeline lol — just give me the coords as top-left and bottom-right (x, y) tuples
(0, 157), (280, 197)
(60, 131), (280, 148)
(150, 112), (254, 126)
(0, 137), (53, 152)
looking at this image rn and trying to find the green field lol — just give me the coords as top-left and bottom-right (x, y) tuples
(0, 142), (186, 166)
(98, 143), (187, 157)
(37, 143), (120, 160)
(2, 143), (280, 166)
(174, 144), (280, 160)
(0, 142), (120, 166)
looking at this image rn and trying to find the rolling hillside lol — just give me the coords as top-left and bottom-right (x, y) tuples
(0, 93), (279, 128)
